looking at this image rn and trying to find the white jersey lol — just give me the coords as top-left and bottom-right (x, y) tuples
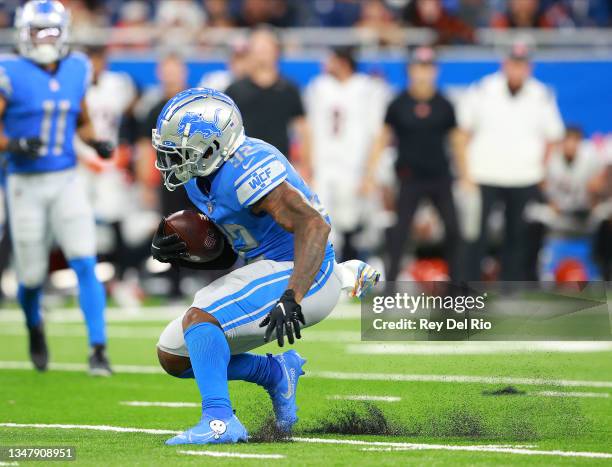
(306, 73), (389, 175)
(458, 72), (564, 187)
(305, 73), (390, 233)
(83, 70), (136, 223)
(86, 71), (136, 144)
(545, 142), (605, 212)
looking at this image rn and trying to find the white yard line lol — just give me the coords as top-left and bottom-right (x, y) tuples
(2, 361), (612, 389)
(0, 361), (163, 374)
(0, 303), (359, 323)
(308, 370), (612, 388)
(347, 342), (612, 355)
(0, 326), (360, 342)
(120, 401), (199, 408)
(532, 390), (610, 398)
(179, 450), (285, 459)
(292, 437), (612, 459)
(2, 423), (611, 459)
(0, 423), (179, 435)
(357, 446), (612, 458)
(0, 308), (186, 323)
(327, 395), (401, 402)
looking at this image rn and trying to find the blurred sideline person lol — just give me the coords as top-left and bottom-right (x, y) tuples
(456, 43), (564, 281)
(136, 53), (194, 298)
(80, 46), (147, 300)
(198, 38), (250, 92)
(305, 46), (389, 261)
(0, 1), (114, 374)
(531, 126), (608, 280)
(364, 47), (461, 283)
(225, 26), (312, 179)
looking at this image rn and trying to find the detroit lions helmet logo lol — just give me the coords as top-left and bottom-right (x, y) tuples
(177, 108), (223, 139)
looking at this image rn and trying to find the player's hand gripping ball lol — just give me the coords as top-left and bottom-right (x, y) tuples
(151, 210), (225, 263)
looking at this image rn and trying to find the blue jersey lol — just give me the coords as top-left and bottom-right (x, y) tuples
(0, 52), (91, 174)
(185, 137), (335, 263)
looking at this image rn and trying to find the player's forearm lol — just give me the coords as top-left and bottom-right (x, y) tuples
(288, 215), (330, 303)
(453, 129), (471, 180)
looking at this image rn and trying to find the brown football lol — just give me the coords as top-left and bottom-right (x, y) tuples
(163, 210), (224, 263)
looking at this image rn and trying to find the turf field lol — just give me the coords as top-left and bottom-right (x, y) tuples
(0, 302), (611, 466)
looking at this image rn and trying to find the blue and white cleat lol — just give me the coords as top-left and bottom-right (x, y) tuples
(165, 413), (248, 445)
(266, 350), (306, 433)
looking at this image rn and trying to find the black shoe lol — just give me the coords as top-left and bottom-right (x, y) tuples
(28, 323), (49, 372)
(88, 345), (113, 377)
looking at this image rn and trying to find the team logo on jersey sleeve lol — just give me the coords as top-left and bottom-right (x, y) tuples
(177, 108), (223, 139)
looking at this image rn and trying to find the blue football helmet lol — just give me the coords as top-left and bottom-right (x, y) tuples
(152, 88), (245, 191)
(15, 0), (70, 65)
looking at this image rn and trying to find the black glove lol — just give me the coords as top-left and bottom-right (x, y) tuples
(151, 219), (187, 263)
(259, 289), (305, 347)
(88, 140), (115, 159)
(7, 137), (43, 158)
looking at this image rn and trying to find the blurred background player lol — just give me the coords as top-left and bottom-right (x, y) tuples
(457, 42), (564, 281)
(225, 26), (312, 179)
(365, 46), (462, 283)
(0, 0), (114, 374)
(80, 45), (145, 304)
(527, 125), (609, 280)
(305, 46), (389, 261)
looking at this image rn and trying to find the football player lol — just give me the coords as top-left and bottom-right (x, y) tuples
(152, 88), (379, 445)
(0, 1), (114, 374)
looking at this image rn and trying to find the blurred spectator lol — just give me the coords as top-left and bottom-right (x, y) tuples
(456, 43), (564, 281)
(544, 0), (612, 28)
(305, 46), (389, 261)
(111, 1), (153, 49)
(311, 0), (362, 27)
(237, 0), (297, 27)
(203, 0), (235, 27)
(456, 0), (491, 27)
(64, 0), (109, 27)
(364, 47), (462, 282)
(135, 53), (194, 297)
(198, 38), (250, 91)
(225, 26), (311, 175)
(356, 0), (402, 46)
(491, 0), (553, 28)
(403, 0), (475, 45)
(155, 0), (205, 47)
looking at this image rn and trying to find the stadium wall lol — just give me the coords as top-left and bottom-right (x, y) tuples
(109, 57), (612, 136)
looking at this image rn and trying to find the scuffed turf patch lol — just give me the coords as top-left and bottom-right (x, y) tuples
(306, 402), (403, 436)
(482, 386), (527, 396)
(249, 416), (292, 443)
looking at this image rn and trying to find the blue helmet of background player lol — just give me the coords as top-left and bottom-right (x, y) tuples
(15, 0), (71, 65)
(152, 88), (245, 191)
